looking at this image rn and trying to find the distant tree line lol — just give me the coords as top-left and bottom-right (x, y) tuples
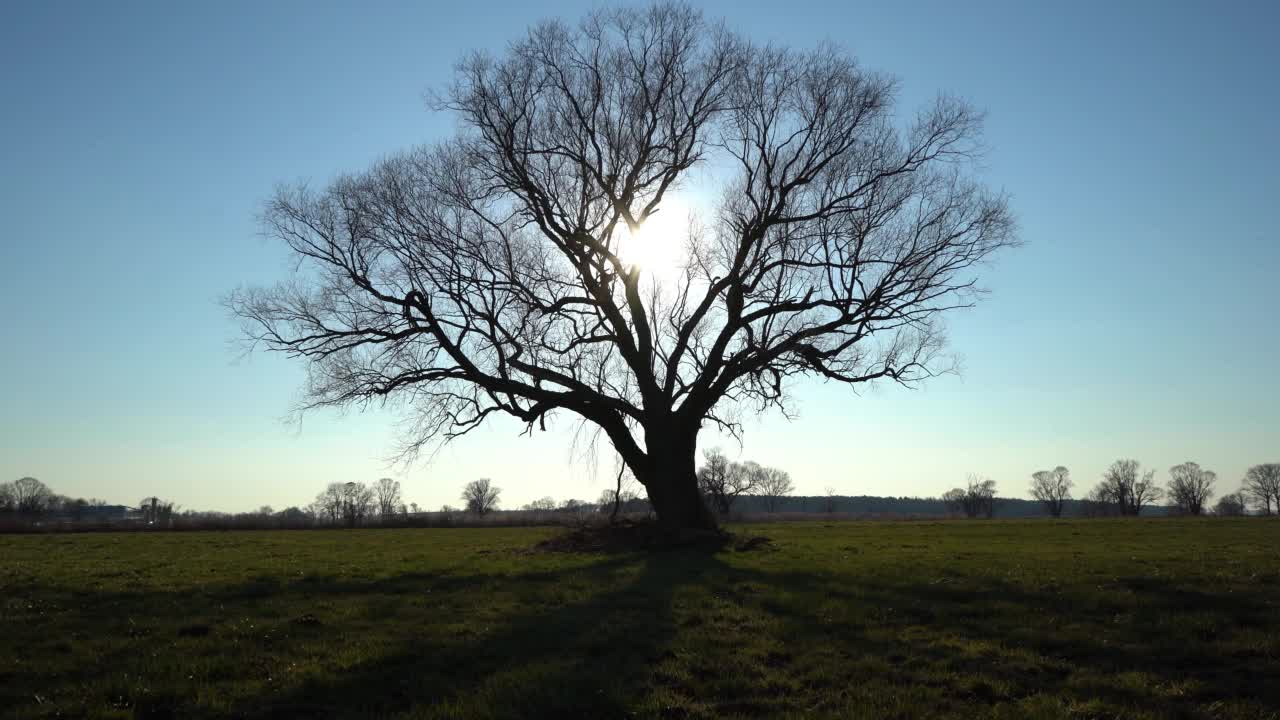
(4, 460), (1276, 533)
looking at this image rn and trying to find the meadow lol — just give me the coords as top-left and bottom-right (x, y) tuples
(2, 519), (1277, 719)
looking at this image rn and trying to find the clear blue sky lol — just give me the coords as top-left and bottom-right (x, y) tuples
(2, 0), (1276, 512)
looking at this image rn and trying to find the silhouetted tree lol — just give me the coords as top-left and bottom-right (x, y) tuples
(277, 506), (312, 527)
(1093, 459), (1162, 516)
(340, 482), (375, 527)
(138, 497), (176, 526)
(1030, 466), (1073, 518)
(755, 465), (795, 512)
(697, 449), (755, 514)
(462, 478), (501, 516)
(228, 3), (1018, 533)
(822, 487), (839, 513)
(944, 475), (997, 518)
(1242, 463), (1280, 515)
(1167, 462), (1215, 516)
(0, 482), (13, 514)
(1213, 492), (1247, 517)
(522, 497), (558, 512)
(11, 477), (53, 517)
(314, 483), (346, 524)
(373, 478), (403, 519)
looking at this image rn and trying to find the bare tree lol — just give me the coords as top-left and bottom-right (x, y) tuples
(1093, 459), (1163, 516)
(1242, 463), (1280, 515)
(373, 478), (403, 519)
(1167, 462), (1215, 516)
(11, 477), (53, 517)
(138, 497), (177, 526)
(755, 465), (795, 512)
(522, 497), (558, 512)
(462, 478), (501, 516)
(945, 475), (997, 518)
(1030, 466), (1072, 518)
(314, 483), (345, 524)
(339, 482), (375, 527)
(822, 487), (839, 513)
(0, 482), (14, 513)
(1213, 492), (1247, 517)
(941, 487), (966, 516)
(697, 449), (755, 514)
(228, 3), (1017, 533)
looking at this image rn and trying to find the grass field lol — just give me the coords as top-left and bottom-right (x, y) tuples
(2, 519), (1278, 719)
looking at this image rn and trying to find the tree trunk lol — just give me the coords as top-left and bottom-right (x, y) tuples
(634, 426), (717, 533)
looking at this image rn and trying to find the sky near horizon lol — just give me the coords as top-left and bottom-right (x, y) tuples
(2, 0), (1277, 513)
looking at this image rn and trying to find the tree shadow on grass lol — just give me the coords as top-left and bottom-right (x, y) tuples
(231, 548), (723, 719)
(6, 542), (1279, 719)
(711, 564), (1280, 718)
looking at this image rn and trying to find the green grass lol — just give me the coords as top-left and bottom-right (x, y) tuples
(2, 519), (1278, 719)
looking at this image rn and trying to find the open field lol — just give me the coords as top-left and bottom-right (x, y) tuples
(2, 520), (1278, 719)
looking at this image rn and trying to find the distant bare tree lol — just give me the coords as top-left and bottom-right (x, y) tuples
(373, 478), (403, 519)
(228, 3), (1019, 534)
(755, 465), (795, 512)
(138, 497), (177, 526)
(1242, 463), (1280, 515)
(1213, 492), (1247, 517)
(598, 467), (645, 523)
(945, 475), (997, 518)
(941, 487), (966, 516)
(522, 497), (558, 512)
(822, 487), (839, 513)
(11, 477), (53, 517)
(339, 482), (375, 527)
(1080, 485), (1119, 517)
(0, 482), (14, 513)
(462, 478), (501, 516)
(1030, 466), (1073, 518)
(697, 449), (755, 514)
(1093, 459), (1162, 516)
(1167, 462), (1216, 516)
(314, 483), (345, 524)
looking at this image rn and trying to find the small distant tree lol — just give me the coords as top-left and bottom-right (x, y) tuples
(522, 497), (558, 512)
(1093, 459), (1163, 516)
(373, 478), (403, 519)
(1030, 466), (1072, 518)
(12, 477), (53, 517)
(0, 482), (14, 513)
(1213, 492), (1247, 517)
(697, 449), (756, 515)
(1167, 462), (1216, 516)
(1242, 463), (1280, 515)
(599, 467), (644, 523)
(138, 497), (176, 526)
(340, 482), (375, 527)
(822, 487), (839, 513)
(277, 506), (311, 526)
(462, 478), (501, 515)
(756, 466), (795, 513)
(314, 483), (345, 524)
(944, 476), (997, 518)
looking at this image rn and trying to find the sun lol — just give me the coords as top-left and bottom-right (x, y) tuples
(616, 194), (692, 281)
